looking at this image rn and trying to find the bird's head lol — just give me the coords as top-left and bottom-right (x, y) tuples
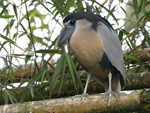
(57, 12), (113, 47)
(57, 12), (97, 47)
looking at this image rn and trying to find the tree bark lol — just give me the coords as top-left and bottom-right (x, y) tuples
(0, 89), (150, 113)
(0, 72), (150, 105)
(126, 48), (150, 64)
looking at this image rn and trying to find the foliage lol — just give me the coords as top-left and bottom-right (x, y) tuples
(0, 0), (150, 105)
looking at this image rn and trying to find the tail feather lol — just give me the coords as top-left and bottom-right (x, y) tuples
(104, 73), (121, 92)
(92, 72), (122, 92)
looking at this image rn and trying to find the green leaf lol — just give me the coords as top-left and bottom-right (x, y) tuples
(137, 15), (145, 25)
(0, 56), (9, 67)
(65, 53), (77, 90)
(4, 90), (8, 104)
(65, 0), (74, 11)
(123, 54), (140, 62)
(10, 61), (27, 73)
(47, 62), (55, 70)
(0, 41), (7, 51)
(55, 0), (65, 10)
(124, 19), (142, 25)
(20, 86), (30, 102)
(141, 0), (147, 14)
(94, 2), (119, 25)
(3, 19), (15, 36)
(120, 6), (127, 15)
(41, 70), (47, 84)
(6, 90), (18, 103)
(41, 3), (52, 13)
(130, 4), (141, 19)
(33, 88), (45, 100)
(25, 55), (32, 65)
(118, 30), (123, 42)
(20, 23), (27, 34)
(13, 32), (19, 39)
(46, 71), (51, 86)
(0, 15), (14, 18)
(8, 93), (14, 104)
(0, 34), (24, 51)
(35, 61), (40, 72)
(43, 60), (48, 70)
(86, 3), (93, 13)
(41, 81), (49, 86)
(31, 70), (45, 84)
(70, 55), (83, 90)
(2, 72), (15, 79)
(13, 4), (18, 19)
(17, 79), (28, 88)
(30, 87), (34, 98)
(133, 0), (138, 13)
(107, 5), (119, 25)
(50, 53), (65, 97)
(58, 53), (67, 94)
(35, 49), (60, 53)
(11, 54), (27, 56)
(0, 3), (10, 15)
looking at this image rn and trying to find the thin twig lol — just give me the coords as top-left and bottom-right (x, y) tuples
(0, 43), (9, 55)
(0, 66), (10, 74)
(121, 20), (148, 43)
(24, 1), (36, 56)
(25, 0), (37, 75)
(7, 0), (14, 86)
(127, 37), (150, 55)
(97, 0), (108, 12)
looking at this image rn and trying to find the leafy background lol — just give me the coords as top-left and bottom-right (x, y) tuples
(0, 0), (150, 105)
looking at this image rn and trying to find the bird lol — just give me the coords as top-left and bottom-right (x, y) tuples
(57, 11), (126, 106)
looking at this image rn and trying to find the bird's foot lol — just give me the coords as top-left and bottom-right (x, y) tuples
(81, 93), (89, 102)
(101, 90), (118, 106)
(71, 93), (89, 102)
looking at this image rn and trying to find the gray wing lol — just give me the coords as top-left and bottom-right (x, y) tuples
(97, 22), (126, 87)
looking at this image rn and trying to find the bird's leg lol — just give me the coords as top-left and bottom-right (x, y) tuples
(102, 72), (117, 106)
(81, 73), (91, 102)
(83, 73), (91, 95)
(107, 72), (112, 106)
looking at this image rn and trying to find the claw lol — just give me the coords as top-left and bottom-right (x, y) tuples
(81, 93), (89, 102)
(102, 72), (120, 106)
(71, 74), (91, 102)
(80, 73), (91, 102)
(102, 90), (118, 106)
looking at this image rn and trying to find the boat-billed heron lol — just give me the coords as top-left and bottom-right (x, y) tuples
(57, 12), (126, 106)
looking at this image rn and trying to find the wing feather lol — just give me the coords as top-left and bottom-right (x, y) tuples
(97, 22), (126, 88)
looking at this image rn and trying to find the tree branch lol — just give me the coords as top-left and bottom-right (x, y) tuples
(0, 89), (150, 113)
(0, 72), (150, 105)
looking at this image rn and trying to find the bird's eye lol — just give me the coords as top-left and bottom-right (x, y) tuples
(70, 20), (76, 26)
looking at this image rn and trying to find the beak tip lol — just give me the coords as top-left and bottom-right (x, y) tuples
(57, 42), (61, 47)
(57, 24), (75, 48)
(57, 37), (63, 47)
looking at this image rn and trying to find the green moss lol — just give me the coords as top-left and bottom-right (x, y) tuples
(140, 89), (150, 104)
